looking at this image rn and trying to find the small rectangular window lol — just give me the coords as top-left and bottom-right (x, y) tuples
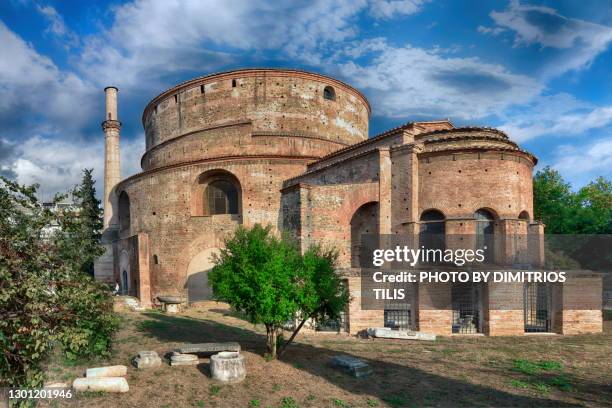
(200, 85), (204, 94)
(232, 79), (237, 88)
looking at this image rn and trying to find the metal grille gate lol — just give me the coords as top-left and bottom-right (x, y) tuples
(452, 283), (481, 334)
(524, 283), (551, 332)
(384, 308), (412, 330)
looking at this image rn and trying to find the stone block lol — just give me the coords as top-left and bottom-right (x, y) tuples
(210, 352), (246, 383)
(330, 355), (372, 378)
(176, 342), (241, 355)
(86, 365), (128, 378)
(367, 327), (436, 341)
(170, 352), (199, 366)
(133, 351), (162, 369)
(73, 377), (129, 393)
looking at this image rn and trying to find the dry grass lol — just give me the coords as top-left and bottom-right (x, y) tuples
(40, 303), (612, 408)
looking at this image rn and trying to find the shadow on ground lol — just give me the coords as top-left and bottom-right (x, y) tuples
(137, 311), (604, 407)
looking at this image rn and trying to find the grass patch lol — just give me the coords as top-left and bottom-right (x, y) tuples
(533, 383), (551, 394)
(332, 398), (350, 407)
(511, 359), (575, 393)
(209, 384), (221, 396)
(249, 399), (261, 407)
(510, 379), (530, 389)
(382, 394), (410, 408)
(512, 359), (562, 375)
(366, 398), (380, 407)
(279, 396), (299, 408)
(548, 375), (575, 392)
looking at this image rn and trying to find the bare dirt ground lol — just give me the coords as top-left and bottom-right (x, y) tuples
(41, 304), (611, 408)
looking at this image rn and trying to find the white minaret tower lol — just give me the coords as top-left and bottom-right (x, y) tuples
(102, 86), (121, 228)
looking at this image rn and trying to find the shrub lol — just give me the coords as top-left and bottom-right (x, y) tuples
(0, 176), (117, 391)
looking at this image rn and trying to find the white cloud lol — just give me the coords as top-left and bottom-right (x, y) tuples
(369, 0), (428, 19)
(543, 139), (612, 187)
(477, 25), (506, 36)
(0, 21), (95, 134)
(77, 0), (370, 88)
(499, 93), (612, 142)
(36, 4), (79, 47)
(332, 40), (541, 119)
(5, 134), (144, 201)
(483, 0), (612, 76)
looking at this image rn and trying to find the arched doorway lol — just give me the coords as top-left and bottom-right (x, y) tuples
(122, 270), (128, 295)
(119, 250), (130, 295)
(185, 248), (220, 304)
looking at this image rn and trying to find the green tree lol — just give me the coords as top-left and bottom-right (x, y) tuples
(278, 246), (349, 357)
(55, 169), (104, 276)
(533, 167), (611, 234)
(209, 225), (302, 358)
(575, 177), (612, 234)
(209, 225), (349, 359)
(533, 166), (578, 234)
(0, 177), (117, 392)
(74, 168), (104, 275)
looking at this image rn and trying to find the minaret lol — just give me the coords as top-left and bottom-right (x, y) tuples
(102, 86), (121, 228)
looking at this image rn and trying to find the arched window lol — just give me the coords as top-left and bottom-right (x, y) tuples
(205, 179), (239, 215)
(475, 209), (496, 262)
(519, 210), (530, 221)
(323, 86), (336, 101)
(419, 209), (446, 258)
(350, 202), (379, 268)
(118, 191), (131, 232)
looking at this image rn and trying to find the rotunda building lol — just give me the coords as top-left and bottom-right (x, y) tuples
(95, 68), (603, 337)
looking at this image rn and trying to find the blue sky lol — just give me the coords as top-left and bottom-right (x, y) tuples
(0, 0), (611, 199)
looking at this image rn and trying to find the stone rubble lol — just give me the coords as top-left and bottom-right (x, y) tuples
(367, 327), (436, 341)
(73, 377), (129, 393)
(85, 365), (128, 378)
(132, 350), (162, 369)
(170, 351), (199, 366)
(330, 355), (372, 378)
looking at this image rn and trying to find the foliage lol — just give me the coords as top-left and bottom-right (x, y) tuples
(534, 168), (611, 270)
(209, 224), (349, 359)
(0, 175), (117, 392)
(278, 246), (349, 357)
(533, 167), (611, 234)
(56, 168), (104, 276)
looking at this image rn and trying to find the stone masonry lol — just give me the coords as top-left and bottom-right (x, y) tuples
(94, 68), (603, 336)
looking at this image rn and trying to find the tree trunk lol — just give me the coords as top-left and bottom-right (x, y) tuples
(265, 324), (277, 359)
(278, 316), (308, 358)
